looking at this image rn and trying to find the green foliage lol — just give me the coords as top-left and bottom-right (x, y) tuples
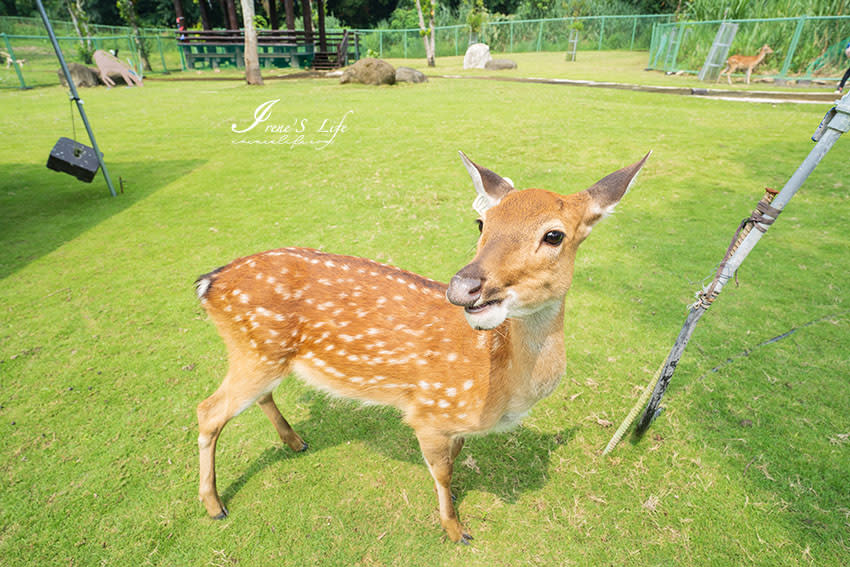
(253, 13), (269, 29)
(75, 39), (95, 63)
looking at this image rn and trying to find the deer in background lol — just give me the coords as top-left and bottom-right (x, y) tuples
(194, 151), (650, 543)
(718, 44), (774, 85)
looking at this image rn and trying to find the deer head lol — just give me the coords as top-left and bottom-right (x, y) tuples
(447, 151), (650, 330)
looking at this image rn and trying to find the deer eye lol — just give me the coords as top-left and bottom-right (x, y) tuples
(475, 219), (483, 233)
(543, 230), (565, 246)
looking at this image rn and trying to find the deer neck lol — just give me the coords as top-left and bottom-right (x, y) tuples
(487, 298), (567, 423)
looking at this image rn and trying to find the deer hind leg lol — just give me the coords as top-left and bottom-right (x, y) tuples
(417, 431), (471, 544)
(257, 392), (308, 452)
(197, 357), (286, 519)
(745, 67), (752, 84)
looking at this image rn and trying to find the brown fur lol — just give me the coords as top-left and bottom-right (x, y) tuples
(195, 153), (649, 542)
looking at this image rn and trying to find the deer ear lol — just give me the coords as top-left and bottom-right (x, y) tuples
(459, 151), (515, 216)
(584, 151), (651, 224)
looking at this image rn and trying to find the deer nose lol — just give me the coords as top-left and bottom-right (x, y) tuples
(447, 266), (484, 307)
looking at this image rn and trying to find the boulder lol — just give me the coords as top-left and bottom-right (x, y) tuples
(485, 58), (517, 70)
(340, 58), (396, 85)
(463, 43), (491, 69)
(58, 63), (101, 88)
(395, 66), (427, 83)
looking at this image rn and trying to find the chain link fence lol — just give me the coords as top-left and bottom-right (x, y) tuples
(647, 15), (850, 82)
(354, 14), (673, 59)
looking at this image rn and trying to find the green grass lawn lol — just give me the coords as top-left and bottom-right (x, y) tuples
(1, 69), (848, 566)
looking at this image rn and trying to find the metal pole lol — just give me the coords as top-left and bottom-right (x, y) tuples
(1, 33), (28, 89)
(35, 0), (117, 197)
(604, 91), (850, 453)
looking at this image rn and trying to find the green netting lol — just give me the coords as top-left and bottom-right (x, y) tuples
(647, 15), (850, 80)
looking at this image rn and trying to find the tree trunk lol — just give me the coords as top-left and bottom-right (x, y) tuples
(172, 0), (184, 20)
(300, 0), (313, 43)
(240, 0), (264, 85)
(414, 0), (435, 66)
(198, 0), (211, 30)
(267, 0), (278, 30)
(316, 0), (326, 52)
(225, 0), (239, 30)
(283, 0), (295, 31)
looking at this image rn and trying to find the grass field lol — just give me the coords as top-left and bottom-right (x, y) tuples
(1, 57), (848, 566)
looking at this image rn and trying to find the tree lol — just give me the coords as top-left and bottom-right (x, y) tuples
(66, 0), (94, 63)
(239, 0), (263, 85)
(116, 0), (152, 71)
(414, 0), (435, 66)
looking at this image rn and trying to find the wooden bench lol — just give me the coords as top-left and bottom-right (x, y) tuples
(178, 30), (316, 70)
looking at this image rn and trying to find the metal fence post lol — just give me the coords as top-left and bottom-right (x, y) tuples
(403, 29), (407, 58)
(379, 29), (383, 58)
(630, 16), (638, 50)
(781, 15), (806, 78)
(598, 16), (605, 50)
(1, 32), (27, 89)
(510, 20), (514, 52)
(537, 20), (543, 51)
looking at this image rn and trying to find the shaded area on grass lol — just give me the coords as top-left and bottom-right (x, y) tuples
(219, 390), (577, 512)
(0, 159), (206, 280)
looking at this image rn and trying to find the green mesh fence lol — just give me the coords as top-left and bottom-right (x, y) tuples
(353, 14), (673, 60)
(647, 15), (850, 81)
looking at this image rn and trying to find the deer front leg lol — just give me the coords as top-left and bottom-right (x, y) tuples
(417, 431), (471, 544)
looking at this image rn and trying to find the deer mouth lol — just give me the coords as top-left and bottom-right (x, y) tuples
(465, 299), (502, 314)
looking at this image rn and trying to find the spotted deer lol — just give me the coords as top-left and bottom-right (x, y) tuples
(195, 151), (650, 543)
(718, 44), (774, 85)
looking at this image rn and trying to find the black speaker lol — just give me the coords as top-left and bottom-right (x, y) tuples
(47, 137), (101, 183)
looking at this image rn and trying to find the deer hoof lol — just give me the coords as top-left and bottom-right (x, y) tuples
(458, 533), (474, 545)
(298, 441), (309, 452)
(212, 507), (228, 520)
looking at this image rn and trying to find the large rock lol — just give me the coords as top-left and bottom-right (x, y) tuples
(463, 43), (491, 69)
(485, 58), (517, 70)
(395, 66), (427, 83)
(340, 58), (396, 85)
(58, 63), (101, 87)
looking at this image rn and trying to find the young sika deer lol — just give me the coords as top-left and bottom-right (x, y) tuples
(718, 44), (774, 85)
(195, 151), (650, 543)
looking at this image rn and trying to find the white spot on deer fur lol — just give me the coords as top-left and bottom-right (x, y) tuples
(463, 380), (474, 391)
(250, 340), (257, 348)
(420, 398), (435, 406)
(350, 376), (363, 383)
(266, 276), (276, 284)
(477, 334), (487, 349)
(324, 260), (335, 268)
(419, 381), (430, 390)
(393, 295), (404, 302)
(325, 344), (334, 351)
(232, 289), (241, 296)
(347, 355), (359, 362)
(224, 305), (232, 313)
(458, 413), (468, 419)
(234, 315), (243, 322)
(416, 359), (428, 366)
(446, 387), (457, 397)
(275, 314), (285, 322)
(310, 259), (320, 264)
(248, 260), (256, 268)
(255, 273), (263, 280)
(447, 353), (458, 362)
(458, 400), (468, 408)
(313, 359), (326, 367)
(438, 400), (450, 409)
(318, 278), (332, 286)
(304, 351), (315, 359)
(269, 329), (279, 337)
